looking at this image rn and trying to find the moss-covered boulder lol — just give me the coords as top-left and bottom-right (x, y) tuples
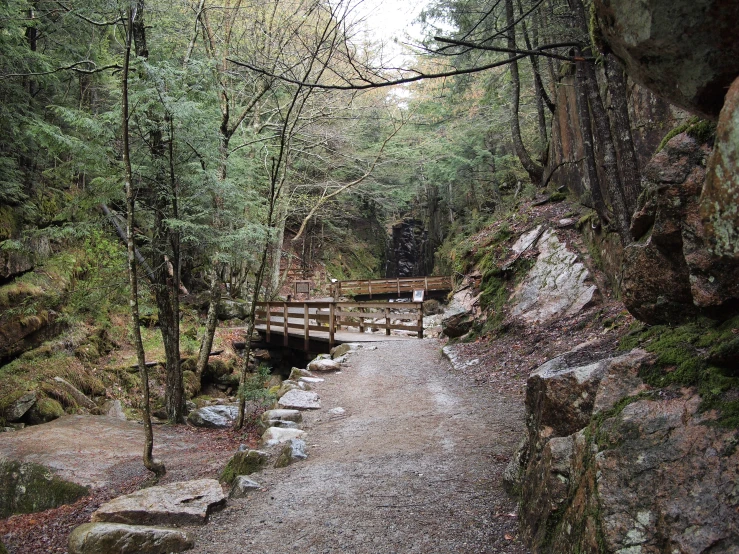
(26, 396), (65, 424)
(0, 459), (88, 517)
(219, 450), (269, 485)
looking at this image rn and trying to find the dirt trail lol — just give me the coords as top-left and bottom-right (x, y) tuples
(191, 339), (529, 554)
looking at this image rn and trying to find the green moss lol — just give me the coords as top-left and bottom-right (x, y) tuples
(618, 316), (739, 426)
(549, 191), (567, 202)
(32, 397), (65, 422)
(657, 117), (716, 153)
(219, 450), (268, 485)
(576, 211), (597, 230)
(0, 460), (88, 517)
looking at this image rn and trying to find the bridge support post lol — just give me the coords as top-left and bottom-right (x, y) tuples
(385, 307), (391, 336)
(417, 303), (424, 339)
(283, 303), (288, 347)
(303, 303), (309, 352)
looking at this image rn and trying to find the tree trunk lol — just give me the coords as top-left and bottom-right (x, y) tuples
(505, 0), (544, 184)
(268, 204), (287, 298)
(196, 267), (222, 388)
(122, 5), (164, 479)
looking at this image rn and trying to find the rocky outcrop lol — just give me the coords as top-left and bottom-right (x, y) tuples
(68, 523), (193, 554)
(701, 75), (739, 297)
(510, 229), (597, 324)
(3, 391), (37, 422)
(441, 286), (480, 338)
(92, 479), (226, 526)
(623, 132), (739, 322)
(594, 0), (739, 119)
(509, 347), (739, 553)
(0, 459), (89, 517)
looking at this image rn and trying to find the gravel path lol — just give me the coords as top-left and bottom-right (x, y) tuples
(190, 339), (529, 554)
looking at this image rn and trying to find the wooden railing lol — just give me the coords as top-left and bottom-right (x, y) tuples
(254, 301), (424, 350)
(334, 276), (453, 298)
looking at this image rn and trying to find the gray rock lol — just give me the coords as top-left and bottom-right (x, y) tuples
(330, 343), (360, 359)
(288, 367), (317, 380)
(102, 400), (126, 420)
(68, 522), (193, 554)
(4, 392), (37, 422)
(277, 389), (321, 410)
(274, 438), (308, 468)
(307, 359), (341, 372)
(92, 479), (226, 526)
(267, 419), (298, 429)
(328, 407), (346, 416)
(186, 405), (238, 428)
(229, 476), (262, 498)
(217, 299), (249, 320)
(511, 225), (543, 254)
(261, 426), (306, 447)
(261, 409), (303, 423)
(299, 376), (324, 385)
(52, 377), (95, 410)
(220, 450), (269, 484)
(441, 311), (474, 338)
(510, 229), (597, 324)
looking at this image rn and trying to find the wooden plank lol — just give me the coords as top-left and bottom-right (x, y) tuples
(283, 303), (288, 347)
(304, 303), (309, 352)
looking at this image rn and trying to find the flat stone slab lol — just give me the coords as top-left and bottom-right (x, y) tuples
(308, 359), (341, 372)
(262, 427), (306, 446)
(68, 522), (193, 554)
(277, 389), (321, 410)
(92, 479), (226, 526)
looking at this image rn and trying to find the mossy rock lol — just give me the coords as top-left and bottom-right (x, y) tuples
(27, 397), (65, 424)
(74, 343), (100, 363)
(219, 450), (269, 485)
(183, 370), (199, 400)
(0, 459), (88, 517)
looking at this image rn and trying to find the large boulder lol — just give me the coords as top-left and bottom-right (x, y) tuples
(68, 523), (193, 554)
(307, 358), (341, 372)
(513, 347), (739, 553)
(92, 479), (226, 526)
(594, 0), (739, 119)
(186, 405), (238, 428)
(261, 426), (306, 447)
(274, 438), (308, 468)
(0, 459), (89, 517)
(509, 229), (597, 324)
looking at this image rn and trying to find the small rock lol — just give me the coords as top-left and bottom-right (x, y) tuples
(220, 450), (270, 485)
(92, 479), (226, 526)
(102, 400), (126, 420)
(229, 476), (262, 498)
(299, 376), (324, 384)
(4, 392), (37, 422)
(68, 522), (193, 554)
(330, 343), (360, 359)
(274, 439), (308, 468)
(277, 389), (321, 410)
(328, 407), (346, 416)
(261, 426), (306, 447)
(262, 409), (303, 423)
(186, 405), (238, 428)
(308, 359), (341, 372)
(288, 367), (317, 380)
(557, 218), (576, 228)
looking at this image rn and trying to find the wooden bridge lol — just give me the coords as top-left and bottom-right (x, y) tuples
(254, 300), (423, 353)
(332, 276), (453, 300)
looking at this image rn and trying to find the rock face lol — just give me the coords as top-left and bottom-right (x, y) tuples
(509, 348), (739, 553)
(92, 479), (226, 526)
(702, 75), (739, 269)
(0, 459), (89, 517)
(186, 405), (238, 428)
(594, 0), (739, 119)
(623, 132), (739, 322)
(510, 229), (597, 324)
(68, 523), (193, 554)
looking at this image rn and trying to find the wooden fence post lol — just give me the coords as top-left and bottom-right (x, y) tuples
(265, 303), (271, 343)
(359, 306), (365, 333)
(417, 303), (424, 339)
(303, 303), (309, 352)
(283, 302), (288, 346)
(385, 307), (391, 336)
(329, 303), (335, 349)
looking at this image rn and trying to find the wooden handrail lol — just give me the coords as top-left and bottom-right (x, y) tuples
(255, 300), (424, 348)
